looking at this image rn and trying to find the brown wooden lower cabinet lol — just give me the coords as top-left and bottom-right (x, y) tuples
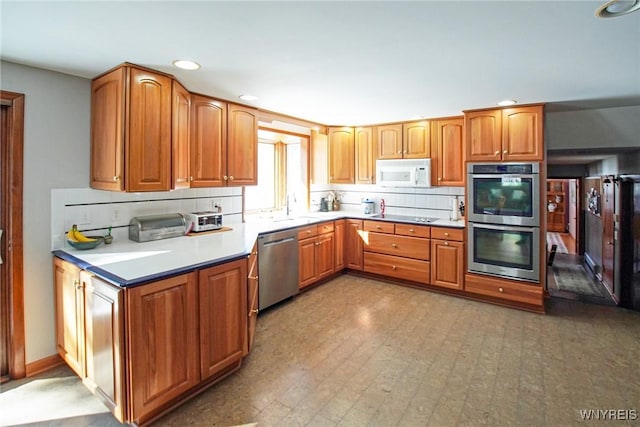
(345, 219), (364, 270)
(465, 273), (544, 309)
(246, 242), (259, 355)
(198, 259), (247, 380)
(54, 255), (254, 426)
(430, 239), (464, 290)
(81, 271), (126, 423)
(127, 272), (200, 423)
(334, 219), (345, 271)
(298, 222), (335, 289)
(364, 252), (430, 284)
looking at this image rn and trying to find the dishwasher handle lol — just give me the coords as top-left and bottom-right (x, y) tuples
(261, 236), (296, 247)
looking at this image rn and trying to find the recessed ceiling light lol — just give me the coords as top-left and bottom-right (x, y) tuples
(498, 99), (517, 106)
(595, 0), (640, 17)
(172, 60), (200, 70)
(239, 94), (258, 101)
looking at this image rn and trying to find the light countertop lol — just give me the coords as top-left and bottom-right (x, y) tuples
(54, 213), (465, 287)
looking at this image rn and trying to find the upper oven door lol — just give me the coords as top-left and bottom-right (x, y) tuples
(468, 172), (540, 226)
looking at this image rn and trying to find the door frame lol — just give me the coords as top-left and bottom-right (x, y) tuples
(1, 90), (25, 381)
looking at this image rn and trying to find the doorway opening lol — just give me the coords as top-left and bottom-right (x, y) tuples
(545, 176), (613, 305)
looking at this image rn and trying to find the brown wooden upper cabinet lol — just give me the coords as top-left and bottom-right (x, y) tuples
(465, 105), (544, 162)
(172, 80), (191, 190)
(431, 117), (464, 187)
(328, 127), (355, 184)
(377, 122), (430, 159)
(190, 98), (258, 187)
(91, 65), (174, 192)
(355, 127), (376, 184)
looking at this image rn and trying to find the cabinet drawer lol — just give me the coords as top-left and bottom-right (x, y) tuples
(363, 220), (394, 234)
(431, 227), (464, 241)
(464, 273), (543, 307)
(395, 223), (430, 238)
(365, 232), (430, 260)
(298, 224), (317, 239)
(317, 221), (335, 234)
(364, 252), (430, 284)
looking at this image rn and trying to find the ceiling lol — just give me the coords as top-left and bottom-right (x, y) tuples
(1, 1), (639, 127)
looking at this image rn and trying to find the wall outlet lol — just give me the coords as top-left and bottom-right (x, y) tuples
(78, 207), (91, 225)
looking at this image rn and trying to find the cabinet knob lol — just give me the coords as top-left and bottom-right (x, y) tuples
(74, 280), (83, 290)
(391, 243), (398, 248)
(444, 232), (449, 236)
(307, 230), (312, 234)
(248, 275), (258, 280)
(190, 176), (194, 181)
(250, 308), (259, 316)
(438, 177), (442, 181)
(397, 150), (402, 154)
(223, 175), (228, 181)
(112, 176), (120, 182)
(498, 287), (504, 293)
(494, 150), (500, 155)
(403, 151), (408, 154)
(376, 225), (382, 229)
(392, 265), (397, 270)
(229, 176), (234, 181)
(368, 176), (372, 180)
(409, 228), (414, 232)
(503, 150), (508, 154)
(444, 241), (449, 246)
(315, 242), (321, 246)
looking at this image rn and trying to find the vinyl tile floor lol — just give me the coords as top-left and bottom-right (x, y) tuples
(2, 274), (640, 427)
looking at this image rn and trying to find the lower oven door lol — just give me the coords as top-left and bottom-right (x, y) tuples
(468, 222), (540, 283)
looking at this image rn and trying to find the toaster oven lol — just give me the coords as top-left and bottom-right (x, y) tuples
(186, 211), (223, 232)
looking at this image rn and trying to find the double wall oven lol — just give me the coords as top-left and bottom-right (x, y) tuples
(467, 163), (541, 282)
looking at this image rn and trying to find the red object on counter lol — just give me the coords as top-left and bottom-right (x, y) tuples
(380, 198), (386, 215)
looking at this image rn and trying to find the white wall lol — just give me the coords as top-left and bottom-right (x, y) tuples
(1, 61), (91, 363)
(546, 105), (640, 150)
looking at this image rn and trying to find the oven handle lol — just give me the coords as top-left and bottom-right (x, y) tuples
(468, 174), (536, 179)
(470, 222), (538, 233)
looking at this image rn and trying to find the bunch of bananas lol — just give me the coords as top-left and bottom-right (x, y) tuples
(67, 224), (98, 243)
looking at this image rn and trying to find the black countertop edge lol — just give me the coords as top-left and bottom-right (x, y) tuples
(53, 249), (250, 288)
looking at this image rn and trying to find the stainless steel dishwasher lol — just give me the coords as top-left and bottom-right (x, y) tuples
(258, 229), (299, 310)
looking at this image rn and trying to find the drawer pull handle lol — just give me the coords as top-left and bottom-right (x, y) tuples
(376, 225), (382, 229)
(498, 287), (504, 293)
(307, 230), (312, 233)
(392, 265), (397, 270)
(391, 243), (398, 248)
(444, 232), (449, 236)
(444, 241), (449, 246)
(409, 228), (414, 232)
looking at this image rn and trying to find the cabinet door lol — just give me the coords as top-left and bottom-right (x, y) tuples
(172, 80), (191, 189)
(91, 67), (125, 191)
(53, 258), (84, 377)
(465, 109), (502, 162)
(199, 259), (247, 380)
(345, 219), (364, 270)
(310, 130), (328, 184)
(317, 233), (335, 280)
(126, 68), (172, 192)
(127, 273), (199, 423)
(299, 238), (317, 289)
(377, 124), (403, 159)
(502, 106), (544, 161)
(227, 104), (258, 186)
(355, 127), (375, 184)
(82, 272), (125, 423)
(191, 95), (226, 187)
(433, 118), (464, 186)
(246, 244), (259, 355)
(431, 239), (464, 290)
(334, 219), (345, 271)
(403, 121), (430, 158)
(328, 127), (355, 184)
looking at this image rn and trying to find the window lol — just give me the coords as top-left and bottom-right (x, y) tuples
(244, 130), (306, 215)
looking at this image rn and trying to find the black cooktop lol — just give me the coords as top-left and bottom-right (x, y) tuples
(375, 214), (439, 224)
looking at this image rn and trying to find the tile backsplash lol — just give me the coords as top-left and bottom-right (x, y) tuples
(51, 187), (243, 250)
(311, 183), (464, 218)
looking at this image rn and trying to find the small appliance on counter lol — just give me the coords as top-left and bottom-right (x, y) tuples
(362, 199), (375, 215)
(129, 213), (186, 242)
(186, 211), (223, 233)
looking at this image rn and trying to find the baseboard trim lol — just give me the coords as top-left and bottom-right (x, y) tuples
(26, 354), (64, 377)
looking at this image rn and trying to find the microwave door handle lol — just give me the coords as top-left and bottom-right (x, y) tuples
(472, 223), (537, 233)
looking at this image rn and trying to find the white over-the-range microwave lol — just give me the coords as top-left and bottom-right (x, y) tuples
(376, 158), (431, 187)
